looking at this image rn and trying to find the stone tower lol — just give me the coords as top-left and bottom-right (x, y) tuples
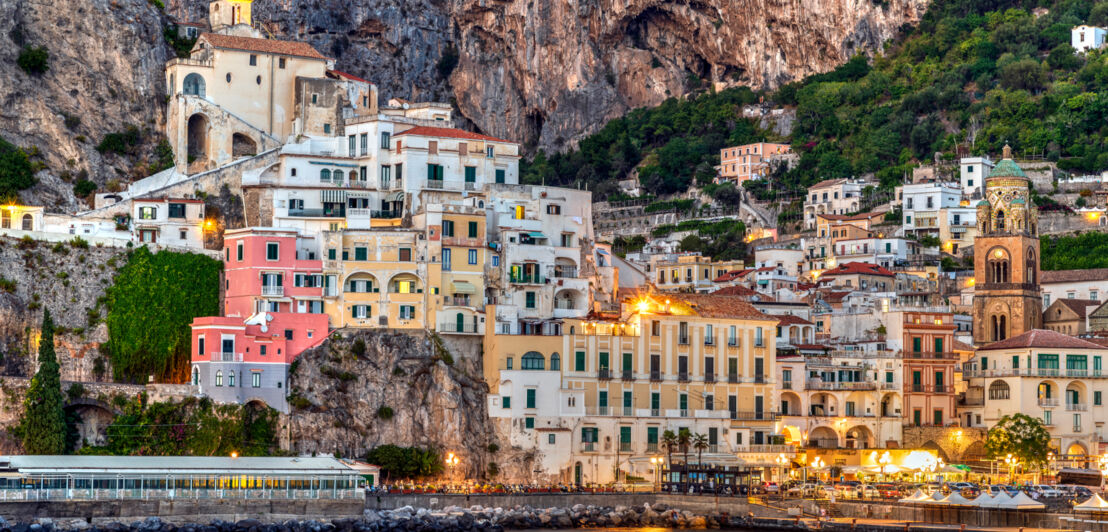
(972, 145), (1042, 345)
(209, 0), (253, 34)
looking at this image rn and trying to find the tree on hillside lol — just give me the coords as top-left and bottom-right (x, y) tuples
(984, 413), (1051, 468)
(17, 309), (66, 454)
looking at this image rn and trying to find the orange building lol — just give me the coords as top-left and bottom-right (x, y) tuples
(718, 142), (790, 185)
(894, 311), (958, 427)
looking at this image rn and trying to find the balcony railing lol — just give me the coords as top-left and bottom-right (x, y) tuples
(678, 372), (689, 382)
(448, 296), (472, 307)
(736, 445), (795, 454)
(437, 322), (480, 334)
(704, 372), (715, 383)
(581, 442), (597, 452)
(781, 381), (792, 390)
(704, 337), (715, 346)
(287, 208), (345, 218)
(964, 368), (1105, 379)
(554, 299), (578, 310)
(372, 209), (400, 219)
(904, 351), (952, 360)
(679, 409), (689, 417)
(261, 285), (284, 296)
(1074, 425), (1083, 433)
(650, 371), (663, 382)
(728, 374), (739, 383)
(598, 369), (611, 380)
(587, 406), (609, 416)
(622, 406), (633, 416)
(426, 179), (445, 189)
(650, 408), (661, 417)
(621, 370), (634, 381)
(464, 182), (476, 191)
(646, 443), (659, 453)
(678, 335), (689, 345)
(553, 267), (578, 279)
(728, 338), (739, 347)
(509, 273), (546, 284)
(806, 380), (877, 391)
(754, 375), (765, 384)
(1066, 403), (1088, 412)
(619, 442), (631, 453)
(729, 411), (775, 421)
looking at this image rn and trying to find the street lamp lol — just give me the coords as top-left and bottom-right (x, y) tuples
(446, 452), (461, 486)
(1004, 453), (1019, 484)
(650, 456), (663, 492)
(775, 453), (789, 485)
(878, 451), (892, 481)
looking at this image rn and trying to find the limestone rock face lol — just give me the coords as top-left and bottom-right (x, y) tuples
(283, 331), (495, 478)
(2, 0), (925, 204)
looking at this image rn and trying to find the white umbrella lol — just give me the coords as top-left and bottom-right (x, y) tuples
(930, 490), (946, 502)
(1000, 491), (1045, 510)
(898, 488), (927, 503)
(941, 491), (972, 506)
(1074, 493), (1108, 513)
(983, 491), (1012, 508)
(970, 492), (994, 507)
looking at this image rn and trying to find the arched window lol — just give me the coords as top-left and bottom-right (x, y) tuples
(550, 352), (561, 371)
(183, 73), (206, 97)
(333, 169), (345, 184)
(1038, 382), (1052, 400)
(228, 371), (236, 387)
(0, 209), (9, 229)
(987, 248), (1010, 284)
(990, 314), (1007, 342)
(192, 367), (200, 386)
(995, 209), (1006, 232)
(1026, 248), (1037, 284)
(21, 214), (32, 231)
(988, 380), (1010, 400)
(215, 370), (223, 386)
(521, 351), (545, 370)
(320, 169), (332, 183)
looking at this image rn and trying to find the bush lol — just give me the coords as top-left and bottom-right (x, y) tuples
(69, 236), (89, 249)
(377, 406), (394, 420)
(66, 382), (86, 401)
(351, 338), (367, 357)
(96, 126), (142, 156)
(0, 277), (15, 293)
(486, 443), (499, 453)
(0, 137), (35, 202)
(17, 45), (49, 75)
(73, 179), (96, 198)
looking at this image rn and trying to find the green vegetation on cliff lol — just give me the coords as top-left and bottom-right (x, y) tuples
(1040, 231), (1108, 270)
(105, 247), (221, 383)
(79, 395), (279, 456)
(524, 0), (1108, 199)
(366, 445), (445, 481)
(15, 309), (66, 454)
(0, 136), (35, 203)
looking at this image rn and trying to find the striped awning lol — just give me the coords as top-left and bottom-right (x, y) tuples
(322, 190), (348, 203)
(386, 191), (405, 202)
(451, 281), (477, 294)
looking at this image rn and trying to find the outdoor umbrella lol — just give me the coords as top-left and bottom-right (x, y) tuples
(898, 489), (927, 503)
(1074, 493), (1108, 513)
(969, 492), (994, 507)
(982, 491), (1012, 508)
(999, 491), (1045, 510)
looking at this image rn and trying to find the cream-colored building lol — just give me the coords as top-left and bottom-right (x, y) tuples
(485, 293), (783, 484)
(652, 255), (745, 293)
(803, 179), (869, 230)
(961, 329), (1108, 460)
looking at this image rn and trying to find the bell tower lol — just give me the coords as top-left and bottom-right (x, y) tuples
(972, 145), (1042, 345)
(209, 0), (253, 34)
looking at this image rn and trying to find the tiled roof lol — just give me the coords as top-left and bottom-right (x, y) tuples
(327, 69), (369, 83)
(987, 158), (1027, 179)
(818, 212), (881, 222)
(952, 340), (976, 352)
(820, 262), (895, 278)
(821, 290), (853, 303)
(793, 343), (829, 351)
(199, 33), (328, 60)
(978, 329), (1107, 351)
(775, 314), (813, 326)
(1040, 268), (1108, 283)
(672, 294), (776, 321)
(1048, 299), (1100, 319)
(394, 125), (513, 144)
(712, 286), (759, 297)
(809, 178), (848, 190)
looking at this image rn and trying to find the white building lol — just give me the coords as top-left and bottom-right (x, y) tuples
(753, 245), (805, 279)
(901, 182), (962, 237)
(959, 156), (994, 198)
(1073, 25), (1108, 53)
(832, 237), (919, 269)
(131, 198), (207, 248)
(1040, 268), (1108, 307)
(803, 179), (867, 230)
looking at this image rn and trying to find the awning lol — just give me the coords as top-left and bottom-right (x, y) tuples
(528, 231), (547, 239)
(321, 190), (348, 203)
(386, 191), (405, 202)
(597, 249), (610, 255)
(451, 281), (476, 294)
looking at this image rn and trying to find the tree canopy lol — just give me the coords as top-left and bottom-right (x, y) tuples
(16, 309), (66, 454)
(984, 413), (1052, 467)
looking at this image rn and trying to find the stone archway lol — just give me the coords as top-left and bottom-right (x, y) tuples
(919, 440), (951, 463)
(232, 132), (258, 157)
(64, 399), (119, 450)
(187, 113), (210, 164)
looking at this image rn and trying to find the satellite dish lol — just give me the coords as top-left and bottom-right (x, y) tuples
(266, 313), (273, 322)
(260, 325), (268, 333)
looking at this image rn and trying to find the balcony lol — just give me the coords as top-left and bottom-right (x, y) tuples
(216, 352), (244, 362)
(704, 372), (715, 383)
(728, 338), (739, 347)
(806, 380), (877, 391)
(1066, 403), (1088, 412)
(261, 285), (284, 297)
(782, 381), (792, 390)
(509, 273), (546, 284)
(464, 182), (476, 191)
(646, 443), (659, 453)
(736, 445), (795, 454)
(619, 442), (631, 453)
(621, 370), (634, 381)
(707, 445), (720, 453)
(728, 373), (739, 384)
(679, 409), (689, 417)
(621, 406), (634, 416)
(554, 299), (578, 310)
(904, 351), (952, 360)
(598, 369), (611, 380)
(437, 322), (480, 334)
(678, 372), (689, 382)
(553, 266), (578, 279)
(730, 411), (775, 421)
(372, 209), (401, 219)
(581, 442), (597, 452)
(650, 408), (661, 417)
(650, 371), (663, 382)
(704, 337), (715, 346)
(754, 375), (766, 384)
(964, 368), (1106, 379)
(587, 406), (610, 416)
(678, 335), (689, 345)
(442, 236), (484, 248)
(287, 208), (345, 218)
(426, 179), (445, 189)
(447, 296), (472, 307)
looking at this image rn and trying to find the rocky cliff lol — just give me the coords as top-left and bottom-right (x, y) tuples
(2, 0), (926, 205)
(283, 331), (503, 478)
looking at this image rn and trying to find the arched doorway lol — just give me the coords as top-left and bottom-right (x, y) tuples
(21, 213), (32, 231)
(187, 114), (210, 163)
(845, 426), (875, 449)
(232, 133), (257, 157)
(809, 426), (838, 448)
(183, 73), (206, 97)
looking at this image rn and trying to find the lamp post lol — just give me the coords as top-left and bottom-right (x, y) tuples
(650, 456), (662, 493)
(446, 452), (460, 487)
(775, 453), (789, 486)
(878, 451), (891, 482)
(1004, 453), (1019, 484)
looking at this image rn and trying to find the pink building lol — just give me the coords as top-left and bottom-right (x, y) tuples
(718, 142), (791, 185)
(190, 228), (330, 411)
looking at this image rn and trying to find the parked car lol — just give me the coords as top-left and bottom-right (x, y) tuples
(763, 481), (780, 493)
(858, 485), (880, 499)
(1034, 484), (1064, 498)
(873, 483), (901, 498)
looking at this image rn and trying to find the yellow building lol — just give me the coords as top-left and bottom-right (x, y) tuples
(484, 293), (783, 485)
(419, 203), (488, 335)
(651, 255), (745, 293)
(321, 229), (432, 330)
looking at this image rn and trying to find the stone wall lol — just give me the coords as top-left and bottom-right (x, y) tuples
(366, 493), (788, 518)
(900, 426), (987, 462)
(0, 499), (365, 524)
(1040, 210), (1108, 235)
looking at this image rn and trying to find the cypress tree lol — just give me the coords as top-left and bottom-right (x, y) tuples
(18, 309), (66, 454)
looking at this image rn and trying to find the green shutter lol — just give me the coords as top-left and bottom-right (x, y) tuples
(620, 426), (631, 444)
(599, 352), (609, 370)
(647, 427), (658, 444)
(598, 391), (608, 408)
(468, 221), (478, 238)
(465, 166), (476, 182)
(934, 338), (943, 353)
(526, 389), (536, 409)
(575, 351), (585, 371)
(912, 337), (921, 353)
(495, 169), (505, 183)
(502, 396), (510, 408)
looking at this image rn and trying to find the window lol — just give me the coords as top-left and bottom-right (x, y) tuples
(548, 434), (556, 444)
(526, 389), (536, 409)
(525, 291), (536, 309)
(399, 248), (411, 261)
(441, 248), (452, 270)
(651, 321), (660, 336)
(1096, 391), (1103, 406)
(266, 242), (279, 261)
(399, 305), (416, 320)
(486, 146), (494, 158)
(323, 124), (331, 134)
(353, 247), (367, 261)
(251, 372), (261, 388)
(228, 371), (235, 387)
(215, 371), (223, 387)
(505, 357), (513, 370)
(550, 353), (560, 371)
(521, 352), (545, 370)
(168, 203), (186, 218)
(547, 204), (561, 215)
(464, 166), (476, 183)
(495, 169), (506, 183)
(236, 242), (244, 261)
(348, 135), (356, 156)
(139, 206), (156, 220)
(933, 409), (943, 426)
(468, 249), (477, 265)
(575, 351), (585, 372)
(443, 220), (455, 237)
(426, 164), (444, 182)
(502, 396), (511, 408)
(352, 305), (369, 319)
(524, 417), (534, 429)
(468, 221), (478, 238)
(380, 132), (391, 149)
(278, 57), (286, 69)
(249, 54), (257, 66)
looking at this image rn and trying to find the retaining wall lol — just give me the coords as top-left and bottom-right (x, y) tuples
(366, 492), (787, 517)
(0, 498), (365, 524)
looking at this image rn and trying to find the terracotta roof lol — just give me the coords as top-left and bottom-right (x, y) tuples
(327, 69), (369, 83)
(820, 262), (895, 278)
(821, 290), (853, 303)
(394, 125), (513, 144)
(818, 212), (881, 222)
(1040, 268), (1108, 284)
(978, 329), (1107, 351)
(1086, 337), (1108, 348)
(199, 33), (328, 60)
(775, 314), (813, 326)
(793, 343), (829, 351)
(809, 178), (848, 190)
(796, 282), (817, 291)
(1048, 299), (1101, 319)
(952, 340), (975, 352)
(713, 270), (745, 282)
(671, 294), (776, 321)
(712, 286), (759, 297)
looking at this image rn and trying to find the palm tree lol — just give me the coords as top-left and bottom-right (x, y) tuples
(692, 433), (709, 470)
(678, 429), (692, 491)
(662, 430), (678, 469)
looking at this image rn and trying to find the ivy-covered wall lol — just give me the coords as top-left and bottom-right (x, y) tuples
(104, 247), (221, 383)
